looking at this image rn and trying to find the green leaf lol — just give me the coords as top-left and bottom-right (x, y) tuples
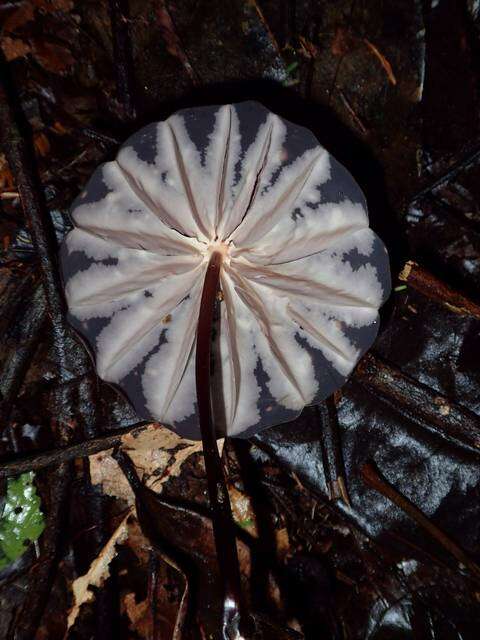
(0, 472), (45, 570)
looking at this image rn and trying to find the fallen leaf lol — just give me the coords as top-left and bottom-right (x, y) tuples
(51, 121), (69, 135)
(122, 592), (151, 640)
(0, 37), (31, 62)
(2, 3), (35, 33)
(35, 0), (74, 11)
(89, 423), (216, 505)
(331, 27), (353, 57)
(124, 518), (151, 565)
(66, 511), (131, 631)
(34, 132), (50, 157)
(32, 40), (74, 74)
(0, 154), (14, 191)
(156, 1), (197, 82)
(298, 35), (318, 59)
(229, 485), (258, 537)
(0, 472), (45, 570)
(275, 527), (291, 559)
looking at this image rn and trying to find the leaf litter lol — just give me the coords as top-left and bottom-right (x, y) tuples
(89, 422), (221, 504)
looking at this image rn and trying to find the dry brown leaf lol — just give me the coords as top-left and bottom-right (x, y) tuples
(0, 36), (31, 61)
(274, 527), (291, 558)
(298, 35), (318, 59)
(51, 121), (69, 135)
(122, 593), (151, 639)
(331, 27), (353, 57)
(229, 485), (258, 537)
(34, 131), (51, 157)
(156, 1), (197, 82)
(0, 154), (15, 191)
(35, 0), (74, 11)
(32, 40), (75, 74)
(66, 511), (132, 632)
(2, 3), (35, 33)
(123, 518), (189, 639)
(125, 518), (151, 565)
(90, 451), (134, 503)
(89, 423), (220, 504)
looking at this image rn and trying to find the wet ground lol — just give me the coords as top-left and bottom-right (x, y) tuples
(0, 1), (480, 638)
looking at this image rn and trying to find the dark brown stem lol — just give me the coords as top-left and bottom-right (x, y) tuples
(196, 251), (243, 638)
(361, 461), (480, 582)
(0, 423), (148, 479)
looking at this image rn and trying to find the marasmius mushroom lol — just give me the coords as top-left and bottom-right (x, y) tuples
(60, 101), (390, 637)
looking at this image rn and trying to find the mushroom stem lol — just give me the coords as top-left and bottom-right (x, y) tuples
(196, 251), (244, 638)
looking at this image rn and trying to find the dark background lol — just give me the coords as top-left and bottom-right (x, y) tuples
(0, 1), (480, 638)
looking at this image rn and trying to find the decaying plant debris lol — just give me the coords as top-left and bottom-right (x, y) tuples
(1, 0), (480, 638)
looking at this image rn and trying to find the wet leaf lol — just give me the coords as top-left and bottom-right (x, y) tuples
(0, 37), (31, 62)
(1, 0), (480, 636)
(0, 472), (45, 569)
(89, 423), (206, 504)
(66, 510), (131, 631)
(122, 592), (151, 639)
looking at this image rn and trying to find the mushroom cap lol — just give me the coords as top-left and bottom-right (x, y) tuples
(60, 101), (391, 439)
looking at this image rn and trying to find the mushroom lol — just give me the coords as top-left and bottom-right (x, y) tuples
(60, 101), (390, 636)
(60, 101), (391, 440)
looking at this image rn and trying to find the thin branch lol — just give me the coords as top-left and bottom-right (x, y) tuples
(0, 282), (46, 420)
(356, 353), (480, 454)
(79, 127), (121, 148)
(399, 260), (480, 320)
(108, 0), (136, 120)
(339, 90), (368, 136)
(409, 145), (480, 204)
(361, 461), (480, 582)
(0, 52), (81, 386)
(316, 398), (350, 506)
(0, 423), (148, 479)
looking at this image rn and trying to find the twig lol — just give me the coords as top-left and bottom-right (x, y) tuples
(399, 260), (480, 320)
(0, 423), (149, 479)
(108, 0), (136, 120)
(356, 353), (480, 453)
(361, 461), (480, 582)
(157, 1), (199, 84)
(363, 39), (397, 85)
(0, 282), (46, 420)
(316, 399), (351, 506)
(0, 53), (74, 385)
(409, 145), (480, 204)
(196, 252), (243, 638)
(339, 90), (369, 135)
(79, 127), (121, 148)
